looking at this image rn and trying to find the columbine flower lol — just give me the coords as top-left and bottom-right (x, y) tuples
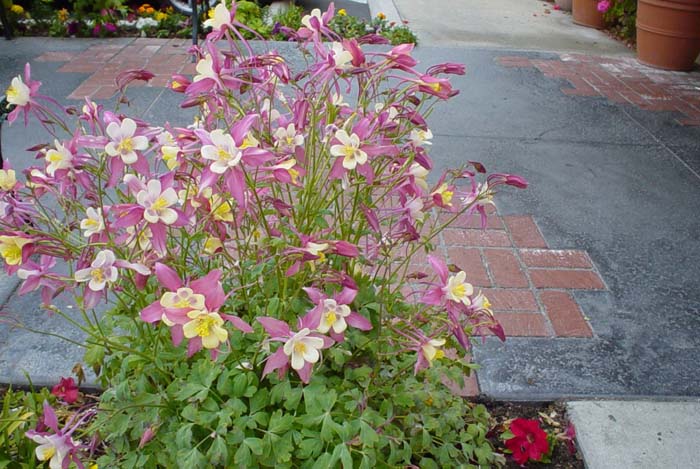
(330, 42), (352, 70)
(161, 145), (180, 170)
(26, 401), (88, 469)
(160, 287), (205, 310)
(136, 179), (179, 225)
(51, 377), (79, 404)
(45, 140), (74, 176)
(0, 169), (17, 191)
(74, 249), (118, 291)
(444, 271), (473, 305)
(421, 338), (446, 365)
(80, 207), (105, 237)
(105, 118), (148, 165)
(330, 129), (367, 170)
(409, 163), (429, 191)
(203, 3), (233, 31)
(505, 418), (550, 465)
(201, 129), (241, 174)
(301, 8), (322, 30)
(6, 75), (30, 107)
(183, 310), (228, 349)
(316, 299), (351, 334)
(409, 128), (433, 146)
(431, 183), (454, 208)
(209, 194), (233, 222)
(282, 328), (325, 370)
(0, 236), (31, 266)
(274, 123), (304, 152)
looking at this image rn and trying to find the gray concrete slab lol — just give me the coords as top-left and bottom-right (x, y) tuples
(568, 400), (700, 469)
(395, 0), (633, 54)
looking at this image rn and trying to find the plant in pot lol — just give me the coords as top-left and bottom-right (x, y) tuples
(636, 0), (700, 71)
(2, 2), (528, 466)
(573, 0), (609, 28)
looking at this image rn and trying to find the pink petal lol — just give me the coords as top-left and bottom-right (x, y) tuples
(302, 286), (324, 303)
(171, 325), (184, 346)
(140, 301), (164, 323)
(296, 361), (313, 384)
(427, 255), (448, 284)
(420, 287), (444, 306)
(257, 317), (290, 338)
(154, 263), (182, 290)
(220, 314), (253, 333)
(262, 347), (288, 377)
(42, 400), (59, 432)
(335, 287), (357, 305)
(346, 312), (372, 331)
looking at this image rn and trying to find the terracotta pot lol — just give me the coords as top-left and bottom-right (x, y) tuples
(556, 0), (573, 11)
(637, 0), (700, 71)
(572, 0), (606, 29)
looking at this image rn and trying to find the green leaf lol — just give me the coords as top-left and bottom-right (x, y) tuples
(232, 373), (248, 397)
(207, 436), (228, 465)
(244, 437), (264, 456)
(333, 443), (353, 469)
(320, 413), (340, 442)
(312, 452), (334, 469)
(359, 421), (379, 447)
(249, 388), (269, 413)
(298, 438), (323, 459)
(234, 444), (251, 466)
(174, 382), (209, 402)
(268, 410), (294, 434)
(176, 424), (194, 450)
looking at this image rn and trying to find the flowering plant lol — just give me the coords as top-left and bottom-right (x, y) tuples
(4, 2), (525, 465)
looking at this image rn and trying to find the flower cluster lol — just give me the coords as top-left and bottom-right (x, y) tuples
(4, 2), (525, 465)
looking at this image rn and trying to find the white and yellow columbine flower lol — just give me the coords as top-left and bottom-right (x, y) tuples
(105, 118), (149, 165)
(183, 310), (228, 349)
(6, 76), (30, 107)
(421, 338), (446, 365)
(161, 145), (180, 170)
(209, 194), (233, 222)
(301, 8), (322, 30)
(0, 236), (30, 266)
(273, 124), (304, 151)
(80, 207), (105, 237)
(28, 433), (74, 469)
(193, 55), (217, 83)
(305, 242), (328, 262)
(0, 169), (17, 191)
(444, 271), (474, 306)
(375, 102), (399, 123)
(409, 128), (433, 146)
(330, 42), (352, 70)
(201, 129), (242, 174)
(431, 183), (454, 207)
(409, 163), (429, 190)
(316, 299), (351, 334)
(283, 328), (325, 370)
(125, 225), (152, 251)
(330, 129), (367, 170)
(160, 287), (205, 310)
(202, 3), (231, 30)
(45, 140), (73, 176)
(74, 249), (118, 291)
(136, 179), (179, 225)
(203, 236), (223, 255)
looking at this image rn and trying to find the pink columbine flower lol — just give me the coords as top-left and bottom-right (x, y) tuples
(136, 179), (179, 225)
(5, 63), (42, 125)
(105, 117), (149, 165)
(203, 3), (235, 34)
(330, 129), (367, 170)
(25, 401), (89, 469)
(201, 129), (242, 174)
(51, 377), (79, 404)
(421, 255), (474, 307)
(16, 255), (59, 304)
(302, 286), (372, 342)
(258, 317), (333, 383)
(74, 249), (118, 292)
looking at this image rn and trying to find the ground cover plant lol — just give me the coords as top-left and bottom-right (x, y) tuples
(1, 2), (531, 466)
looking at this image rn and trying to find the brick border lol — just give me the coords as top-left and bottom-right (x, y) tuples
(498, 54), (700, 126)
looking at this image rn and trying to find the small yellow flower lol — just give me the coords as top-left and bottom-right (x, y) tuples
(10, 4), (24, 15)
(377, 12), (386, 20)
(57, 8), (69, 22)
(154, 11), (168, 22)
(338, 8), (347, 16)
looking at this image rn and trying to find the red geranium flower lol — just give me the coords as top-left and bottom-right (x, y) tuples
(505, 418), (549, 465)
(51, 377), (79, 404)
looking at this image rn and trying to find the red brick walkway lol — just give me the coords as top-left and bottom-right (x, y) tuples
(498, 54), (700, 126)
(36, 38), (195, 100)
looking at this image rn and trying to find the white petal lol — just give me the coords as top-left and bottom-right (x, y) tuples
(159, 208), (178, 225)
(121, 118), (137, 137)
(132, 135), (149, 151)
(106, 122), (121, 140)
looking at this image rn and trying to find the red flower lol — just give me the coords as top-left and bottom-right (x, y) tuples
(51, 377), (79, 404)
(505, 418), (549, 465)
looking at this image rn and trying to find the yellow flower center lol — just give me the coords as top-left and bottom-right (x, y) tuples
(6, 86), (18, 101)
(343, 145), (356, 159)
(118, 137), (134, 154)
(173, 298), (193, 308)
(286, 136), (295, 145)
(195, 315), (217, 337)
(483, 298), (492, 310)
(217, 148), (231, 161)
(441, 190), (454, 205)
(428, 82), (441, 92)
(240, 136), (257, 149)
(325, 311), (337, 327)
(0, 244), (22, 265)
(151, 197), (169, 211)
(289, 168), (300, 184)
(450, 283), (467, 299)
(435, 349), (445, 360)
(39, 446), (55, 461)
(91, 268), (104, 283)
(293, 341), (307, 355)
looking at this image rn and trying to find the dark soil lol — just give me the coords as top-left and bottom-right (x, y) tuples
(483, 400), (585, 468)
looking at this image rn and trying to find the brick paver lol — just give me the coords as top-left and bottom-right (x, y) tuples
(498, 54), (700, 126)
